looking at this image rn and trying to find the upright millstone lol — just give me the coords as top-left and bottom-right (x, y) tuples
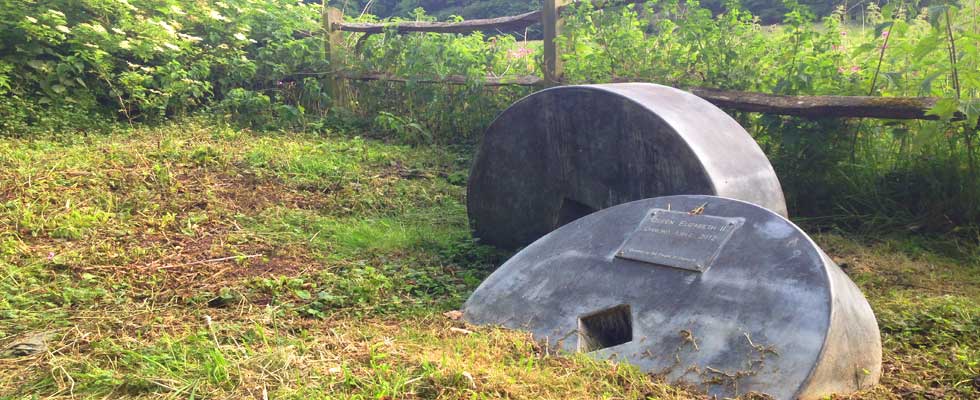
(464, 195), (881, 400)
(468, 83), (787, 249)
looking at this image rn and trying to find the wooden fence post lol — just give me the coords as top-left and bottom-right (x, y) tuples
(323, 4), (349, 108)
(543, 0), (570, 86)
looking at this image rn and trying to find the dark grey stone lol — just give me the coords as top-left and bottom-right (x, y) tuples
(468, 83), (787, 249)
(464, 195), (881, 400)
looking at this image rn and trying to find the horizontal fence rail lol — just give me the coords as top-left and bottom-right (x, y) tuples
(337, 11), (544, 34)
(344, 73), (545, 87)
(341, 72), (956, 121)
(320, 1), (965, 123)
(688, 89), (949, 121)
(324, 1), (647, 35)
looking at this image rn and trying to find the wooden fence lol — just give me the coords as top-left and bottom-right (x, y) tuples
(319, 0), (963, 122)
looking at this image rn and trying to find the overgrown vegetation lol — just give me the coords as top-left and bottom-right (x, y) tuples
(348, 0), (980, 235)
(1, 1), (980, 398)
(333, 0), (871, 24)
(8, 0), (976, 233)
(1, 122), (978, 398)
(0, 0), (326, 130)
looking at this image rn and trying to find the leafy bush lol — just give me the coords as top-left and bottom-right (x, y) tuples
(373, 111), (432, 146)
(342, 0), (980, 232)
(0, 0), (324, 130)
(4, 0), (980, 233)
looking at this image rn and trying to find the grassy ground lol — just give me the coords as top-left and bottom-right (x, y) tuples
(0, 121), (977, 399)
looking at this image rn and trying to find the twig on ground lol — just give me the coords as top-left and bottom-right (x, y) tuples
(158, 254), (263, 269)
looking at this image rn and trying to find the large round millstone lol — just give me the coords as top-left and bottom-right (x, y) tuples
(467, 83), (787, 249)
(464, 195), (881, 400)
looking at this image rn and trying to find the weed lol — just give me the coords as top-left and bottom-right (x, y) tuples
(0, 122), (977, 399)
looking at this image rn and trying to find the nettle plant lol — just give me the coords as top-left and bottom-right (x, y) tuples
(348, 8), (538, 143)
(2, 0), (980, 227)
(549, 0), (980, 226)
(0, 0), (325, 128)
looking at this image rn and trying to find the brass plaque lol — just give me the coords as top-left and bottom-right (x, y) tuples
(616, 209), (743, 272)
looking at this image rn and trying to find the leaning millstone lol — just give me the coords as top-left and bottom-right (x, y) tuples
(467, 83), (787, 249)
(464, 195), (881, 400)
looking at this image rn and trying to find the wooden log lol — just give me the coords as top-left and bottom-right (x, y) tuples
(543, 0), (572, 85)
(324, 6), (350, 107)
(340, 73), (956, 121)
(344, 72), (544, 87)
(338, 10), (543, 34)
(690, 88), (949, 120)
(294, 2), (656, 38)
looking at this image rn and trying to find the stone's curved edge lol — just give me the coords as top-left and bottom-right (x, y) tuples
(797, 249), (883, 399)
(465, 82), (564, 216)
(468, 83), (788, 249)
(463, 195), (821, 398)
(464, 85), (549, 249)
(574, 83), (788, 218)
(464, 195), (881, 400)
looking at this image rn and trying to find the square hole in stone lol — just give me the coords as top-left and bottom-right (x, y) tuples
(578, 304), (633, 352)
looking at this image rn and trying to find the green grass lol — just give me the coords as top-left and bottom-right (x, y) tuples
(1, 120), (978, 399)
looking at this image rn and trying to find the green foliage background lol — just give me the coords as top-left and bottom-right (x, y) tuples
(1, 3), (978, 398)
(333, 0), (538, 21)
(334, 0), (838, 23)
(2, 0), (980, 235)
(0, 0), (325, 130)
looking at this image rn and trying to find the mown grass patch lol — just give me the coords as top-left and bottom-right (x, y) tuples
(814, 233), (980, 399)
(1, 121), (978, 399)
